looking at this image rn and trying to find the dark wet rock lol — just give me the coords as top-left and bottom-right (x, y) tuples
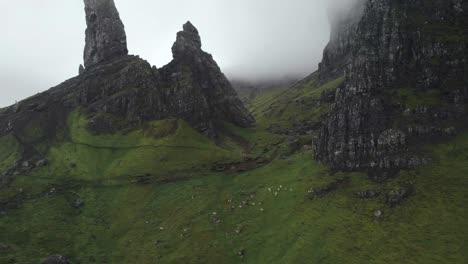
(83, 0), (128, 68)
(307, 177), (348, 199)
(42, 255), (70, 264)
(386, 185), (415, 207)
(314, 0), (468, 171)
(374, 209), (383, 220)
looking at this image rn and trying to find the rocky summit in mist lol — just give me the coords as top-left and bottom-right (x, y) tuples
(0, 0), (467, 263)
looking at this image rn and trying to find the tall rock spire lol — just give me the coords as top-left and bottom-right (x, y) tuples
(83, 0), (128, 68)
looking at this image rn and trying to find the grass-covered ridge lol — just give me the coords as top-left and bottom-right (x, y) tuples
(247, 76), (344, 132)
(0, 87), (467, 263)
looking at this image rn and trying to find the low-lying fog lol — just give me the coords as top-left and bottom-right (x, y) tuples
(0, 0), (361, 107)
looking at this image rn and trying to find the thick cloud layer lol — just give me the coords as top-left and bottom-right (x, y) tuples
(0, 0), (360, 107)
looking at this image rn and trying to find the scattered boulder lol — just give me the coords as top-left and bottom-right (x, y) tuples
(42, 255), (70, 264)
(21, 161), (31, 168)
(307, 177), (348, 199)
(356, 189), (381, 199)
(374, 209), (383, 220)
(72, 199), (84, 209)
(181, 232), (192, 238)
(386, 185), (414, 207)
(368, 169), (400, 182)
(36, 159), (49, 167)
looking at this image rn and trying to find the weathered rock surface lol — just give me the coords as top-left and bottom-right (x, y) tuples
(314, 0), (468, 171)
(83, 0), (128, 68)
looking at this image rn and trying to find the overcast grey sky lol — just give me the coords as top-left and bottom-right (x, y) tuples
(0, 0), (357, 107)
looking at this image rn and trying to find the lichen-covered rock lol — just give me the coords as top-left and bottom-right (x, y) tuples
(83, 0), (128, 68)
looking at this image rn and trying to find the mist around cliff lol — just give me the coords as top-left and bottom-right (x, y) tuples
(327, 0), (365, 26)
(0, 0), (365, 107)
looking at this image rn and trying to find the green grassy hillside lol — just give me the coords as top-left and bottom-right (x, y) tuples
(0, 81), (467, 263)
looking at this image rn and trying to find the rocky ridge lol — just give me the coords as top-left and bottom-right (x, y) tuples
(314, 0), (468, 173)
(0, 0), (254, 151)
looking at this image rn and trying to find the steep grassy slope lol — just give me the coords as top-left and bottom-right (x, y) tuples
(247, 76), (344, 132)
(0, 83), (467, 263)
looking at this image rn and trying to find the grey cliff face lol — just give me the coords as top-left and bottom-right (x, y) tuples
(314, 0), (468, 172)
(83, 0), (128, 68)
(319, 0), (365, 83)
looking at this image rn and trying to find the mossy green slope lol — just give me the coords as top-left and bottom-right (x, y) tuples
(0, 83), (467, 263)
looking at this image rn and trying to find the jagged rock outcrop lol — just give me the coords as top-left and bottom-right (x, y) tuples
(83, 0), (128, 68)
(314, 0), (468, 171)
(160, 22), (255, 134)
(0, 5), (254, 162)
